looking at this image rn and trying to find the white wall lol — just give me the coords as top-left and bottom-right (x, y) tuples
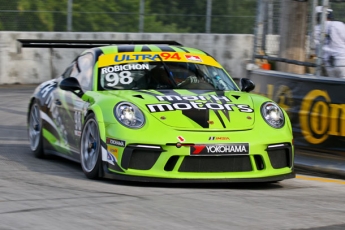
(0, 32), (254, 84)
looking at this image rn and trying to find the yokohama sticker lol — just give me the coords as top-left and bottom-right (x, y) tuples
(190, 143), (249, 155)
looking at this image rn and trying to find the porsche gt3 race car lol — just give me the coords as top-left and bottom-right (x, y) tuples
(24, 40), (295, 183)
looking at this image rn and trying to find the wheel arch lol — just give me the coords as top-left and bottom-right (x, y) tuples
(27, 96), (42, 124)
(87, 104), (106, 142)
(82, 105), (107, 179)
(27, 97), (36, 124)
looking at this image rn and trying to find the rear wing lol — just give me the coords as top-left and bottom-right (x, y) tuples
(16, 39), (183, 53)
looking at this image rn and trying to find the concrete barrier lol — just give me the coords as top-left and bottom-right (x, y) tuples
(0, 32), (253, 85)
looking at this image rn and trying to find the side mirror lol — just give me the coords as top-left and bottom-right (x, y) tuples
(240, 78), (255, 92)
(59, 77), (84, 97)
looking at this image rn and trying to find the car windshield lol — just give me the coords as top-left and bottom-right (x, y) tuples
(99, 61), (238, 91)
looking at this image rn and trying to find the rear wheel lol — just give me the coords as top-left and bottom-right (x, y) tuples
(80, 113), (102, 179)
(28, 100), (45, 158)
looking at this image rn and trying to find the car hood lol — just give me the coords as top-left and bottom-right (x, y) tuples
(104, 90), (256, 130)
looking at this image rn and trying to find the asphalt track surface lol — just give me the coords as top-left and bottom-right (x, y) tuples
(1, 85), (345, 230)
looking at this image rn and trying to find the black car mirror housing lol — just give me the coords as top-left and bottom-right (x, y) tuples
(240, 78), (255, 92)
(59, 77), (84, 97)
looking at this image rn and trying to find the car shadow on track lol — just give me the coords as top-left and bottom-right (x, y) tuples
(102, 179), (285, 190)
(8, 144), (287, 189)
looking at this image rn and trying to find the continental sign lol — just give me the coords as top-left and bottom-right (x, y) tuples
(299, 89), (345, 144)
(251, 72), (345, 153)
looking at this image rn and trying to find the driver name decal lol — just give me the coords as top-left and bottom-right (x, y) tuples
(101, 64), (149, 74)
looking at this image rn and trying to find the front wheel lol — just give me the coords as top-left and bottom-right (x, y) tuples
(28, 100), (45, 158)
(80, 113), (102, 179)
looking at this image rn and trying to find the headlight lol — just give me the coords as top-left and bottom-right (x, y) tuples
(261, 102), (285, 128)
(114, 102), (145, 128)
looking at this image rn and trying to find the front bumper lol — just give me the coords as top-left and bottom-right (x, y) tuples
(102, 123), (295, 182)
(103, 141), (294, 182)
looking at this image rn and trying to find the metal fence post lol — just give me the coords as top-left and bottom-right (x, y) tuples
(206, 0), (212, 33)
(308, 0), (317, 61)
(67, 0), (73, 32)
(267, 0), (273, 34)
(252, 0), (264, 63)
(139, 0), (145, 33)
(262, 0), (269, 54)
(315, 0), (329, 77)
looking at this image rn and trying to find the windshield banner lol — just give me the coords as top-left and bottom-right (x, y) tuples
(98, 52), (221, 68)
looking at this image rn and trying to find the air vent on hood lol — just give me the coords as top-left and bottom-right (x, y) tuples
(133, 94), (144, 99)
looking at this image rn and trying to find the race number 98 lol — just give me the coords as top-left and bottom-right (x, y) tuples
(105, 71), (133, 87)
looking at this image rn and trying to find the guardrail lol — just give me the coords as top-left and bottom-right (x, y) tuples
(254, 55), (317, 67)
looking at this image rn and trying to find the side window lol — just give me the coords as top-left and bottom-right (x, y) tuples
(75, 53), (94, 91)
(61, 62), (79, 79)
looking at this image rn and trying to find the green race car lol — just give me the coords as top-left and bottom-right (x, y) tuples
(25, 40), (294, 183)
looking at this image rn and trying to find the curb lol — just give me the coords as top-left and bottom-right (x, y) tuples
(295, 149), (345, 179)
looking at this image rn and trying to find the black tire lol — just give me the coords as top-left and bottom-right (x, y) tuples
(28, 100), (45, 158)
(80, 113), (102, 179)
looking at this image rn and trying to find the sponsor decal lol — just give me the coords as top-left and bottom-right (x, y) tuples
(74, 130), (81, 137)
(185, 55), (202, 62)
(114, 54), (158, 62)
(106, 152), (116, 165)
(107, 146), (119, 160)
(101, 145), (115, 165)
(73, 101), (85, 110)
(177, 136), (185, 142)
(112, 53), (182, 63)
(106, 138), (126, 147)
(258, 81), (345, 145)
(209, 136), (230, 141)
(146, 95), (253, 113)
(300, 89), (345, 144)
(98, 52), (222, 68)
(39, 80), (56, 99)
(190, 143), (249, 155)
(74, 111), (82, 135)
(42, 86), (69, 147)
(160, 52), (181, 60)
(82, 102), (90, 116)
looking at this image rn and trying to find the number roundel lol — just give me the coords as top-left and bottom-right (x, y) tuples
(105, 71), (133, 87)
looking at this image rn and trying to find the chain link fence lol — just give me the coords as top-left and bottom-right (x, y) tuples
(253, 0), (345, 75)
(0, 0), (257, 34)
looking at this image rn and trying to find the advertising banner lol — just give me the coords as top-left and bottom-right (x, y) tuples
(250, 70), (345, 155)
